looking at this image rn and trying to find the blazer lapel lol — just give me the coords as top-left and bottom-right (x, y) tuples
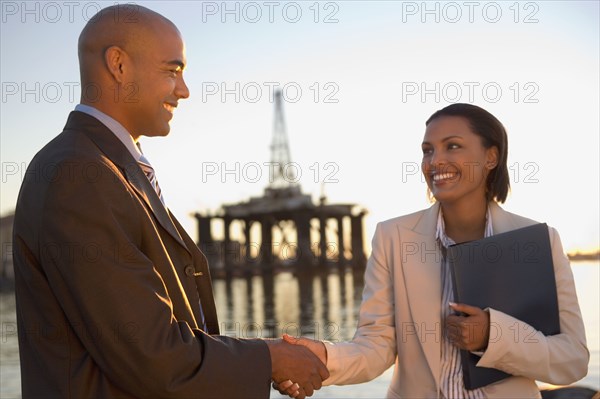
(66, 111), (190, 254)
(124, 169), (189, 253)
(397, 203), (443, 389)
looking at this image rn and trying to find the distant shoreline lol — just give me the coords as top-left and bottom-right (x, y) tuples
(568, 252), (600, 262)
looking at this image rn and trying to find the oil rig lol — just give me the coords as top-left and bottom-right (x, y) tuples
(194, 90), (367, 275)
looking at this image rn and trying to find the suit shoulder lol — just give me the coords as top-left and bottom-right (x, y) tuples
(503, 209), (563, 241)
(32, 128), (102, 166)
(495, 205), (541, 228)
(21, 127), (126, 200)
(509, 212), (539, 227)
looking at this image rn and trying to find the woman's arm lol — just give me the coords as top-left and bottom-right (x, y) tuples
(323, 222), (398, 386)
(476, 226), (589, 384)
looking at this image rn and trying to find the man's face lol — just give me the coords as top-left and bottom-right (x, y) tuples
(126, 24), (190, 138)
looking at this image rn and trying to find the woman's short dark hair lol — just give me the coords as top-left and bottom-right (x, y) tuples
(425, 103), (510, 203)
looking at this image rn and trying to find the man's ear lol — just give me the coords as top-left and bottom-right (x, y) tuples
(104, 46), (127, 83)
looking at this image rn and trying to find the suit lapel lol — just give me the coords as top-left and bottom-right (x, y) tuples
(397, 203), (443, 389)
(65, 111), (190, 254)
(124, 169), (189, 253)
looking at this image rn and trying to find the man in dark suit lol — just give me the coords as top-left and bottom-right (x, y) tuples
(12, 4), (327, 398)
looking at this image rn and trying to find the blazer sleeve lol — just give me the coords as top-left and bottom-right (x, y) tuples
(324, 222), (397, 385)
(476, 226), (589, 384)
(38, 157), (271, 398)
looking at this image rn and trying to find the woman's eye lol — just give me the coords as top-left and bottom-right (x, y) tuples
(448, 143), (460, 150)
(422, 148), (432, 155)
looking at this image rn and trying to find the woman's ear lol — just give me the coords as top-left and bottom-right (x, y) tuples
(486, 146), (499, 169)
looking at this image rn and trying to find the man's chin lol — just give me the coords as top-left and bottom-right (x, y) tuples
(141, 126), (171, 138)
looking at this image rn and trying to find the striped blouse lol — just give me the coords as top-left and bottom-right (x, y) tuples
(436, 208), (493, 399)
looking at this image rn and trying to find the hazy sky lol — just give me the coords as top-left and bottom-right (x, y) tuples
(1, 0), (598, 253)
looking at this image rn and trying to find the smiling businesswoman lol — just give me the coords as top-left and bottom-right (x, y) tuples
(277, 103), (589, 398)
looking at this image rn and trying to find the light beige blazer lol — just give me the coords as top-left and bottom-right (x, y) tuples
(325, 202), (588, 398)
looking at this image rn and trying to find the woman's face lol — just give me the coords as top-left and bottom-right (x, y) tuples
(421, 116), (498, 206)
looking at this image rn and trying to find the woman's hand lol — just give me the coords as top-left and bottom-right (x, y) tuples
(272, 380), (301, 398)
(445, 302), (490, 351)
(282, 334), (328, 365)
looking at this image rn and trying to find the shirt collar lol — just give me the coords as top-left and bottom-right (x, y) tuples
(75, 104), (142, 162)
(436, 205), (494, 248)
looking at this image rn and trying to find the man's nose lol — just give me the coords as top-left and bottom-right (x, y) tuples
(176, 76), (190, 99)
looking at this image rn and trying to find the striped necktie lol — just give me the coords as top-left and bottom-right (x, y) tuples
(136, 146), (165, 205)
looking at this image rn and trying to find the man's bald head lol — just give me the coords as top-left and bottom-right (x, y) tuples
(78, 5), (179, 84)
(76, 4), (189, 138)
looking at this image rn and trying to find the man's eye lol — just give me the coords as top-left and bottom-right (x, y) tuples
(168, 67), (181, 77)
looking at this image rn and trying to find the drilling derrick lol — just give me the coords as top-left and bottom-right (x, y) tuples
(195, 90), (366, 274)
(269, 90), (295, 190)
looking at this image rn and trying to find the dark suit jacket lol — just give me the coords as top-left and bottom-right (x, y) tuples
(13, 111), (271, 398)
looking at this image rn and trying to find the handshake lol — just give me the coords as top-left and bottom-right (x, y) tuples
(266, 334), (328, 399)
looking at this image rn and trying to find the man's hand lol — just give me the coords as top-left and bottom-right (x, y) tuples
(445, 302), (490, 351)
(272, 335), (329, 398)
(266, 338), (329, 399)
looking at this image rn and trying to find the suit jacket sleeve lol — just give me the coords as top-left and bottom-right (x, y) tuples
(476, 226), (589, 384)
(324, 222), (398, 385)
(37, 156), (271, 398)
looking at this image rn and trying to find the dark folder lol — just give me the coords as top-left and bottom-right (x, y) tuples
(447, 223), (560, 390)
